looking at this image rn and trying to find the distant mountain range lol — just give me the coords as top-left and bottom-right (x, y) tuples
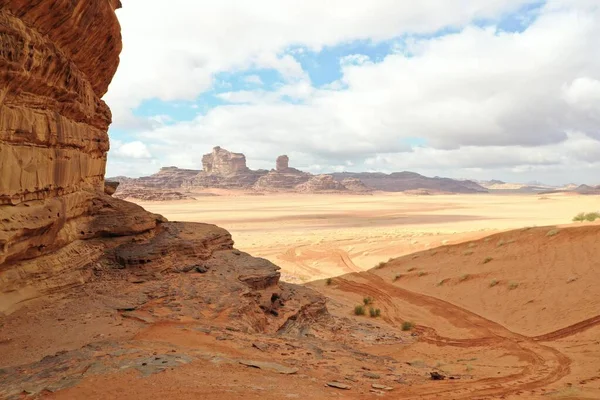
(107, 146), (491, 200)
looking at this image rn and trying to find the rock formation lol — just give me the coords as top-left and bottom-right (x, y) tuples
(0, 0), (159, 272)
(0, 1), (325, 334)
(202, 146), (249, 175)
(182, 147), (267, 189)
(276, 155), (290, 171)
(295, 175), (348, 192)
(254, 155), (311, 190)
(341, 178), (371, 193)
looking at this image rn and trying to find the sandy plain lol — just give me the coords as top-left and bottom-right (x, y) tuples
(136, 192), (600, 282)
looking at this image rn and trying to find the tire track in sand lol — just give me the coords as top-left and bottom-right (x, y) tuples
(335, 273), (573, 399)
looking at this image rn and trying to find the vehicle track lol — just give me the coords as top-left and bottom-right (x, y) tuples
(334, 272), (585, 399)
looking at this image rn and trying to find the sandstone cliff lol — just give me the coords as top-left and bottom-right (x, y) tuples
(0, 1), (325, 337)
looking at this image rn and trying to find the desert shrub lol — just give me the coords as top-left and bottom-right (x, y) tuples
(567, 276), (578, 283)
(483, 257), (493, 264)
(401, 321), (414, 331)
(497, 239), (505, 247)
(463, 250), (474, 256)
(376, 261), (386, 269)
(468, 242), (477, 249)
(546, 229), (560, 237)
(369, 307), (381, 318)
(459, 274), (470, 282)
(508, 281), (519, 290)
(489, 279), (499, 287)
(574, 212), (600, 222)
(363, 296), (374, 305)
(326, 278), (333, 286)
(418, 271), (428, 277)
(407, 267), (417, 272)
(437, 278), (448, 287)
(393, 274), (402, 282)
(354, 305), (366, 315)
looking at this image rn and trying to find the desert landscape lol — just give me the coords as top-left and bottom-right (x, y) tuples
(136, 192), (600, 282)
(2, 1), (600, 400)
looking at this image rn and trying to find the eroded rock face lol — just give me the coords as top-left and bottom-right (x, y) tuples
(202, 146), (250, 175)
(253, 155), (311, 190)
(295, 175), (348, 192)
(276, 155), (289, 171)
(0, 0), (160, 271)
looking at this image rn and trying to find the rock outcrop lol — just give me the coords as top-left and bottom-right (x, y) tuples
(202, 146), (250, 175)
(182, 147), (267, 189)
(0, 0), (159, 271)
(254, 155), (311, 190)
(296, 175), (348, 193)
(341, 178), (371, 193)
(0, 2), (326, 335)
(276, 155), (290, 171)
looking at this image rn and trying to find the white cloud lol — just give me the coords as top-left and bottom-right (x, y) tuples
(105, 0), (600, 185)
(112, 141), (153, 159)
(105, 0), (537, 127)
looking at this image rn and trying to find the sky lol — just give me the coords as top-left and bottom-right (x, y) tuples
(104, 0), (600, 185)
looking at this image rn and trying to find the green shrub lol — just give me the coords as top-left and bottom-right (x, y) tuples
(508, 282), (519, 290)
(354, 305), (366, 315)
(489, 279), (499, 287)
(574, 211), (600, 222)
(369, 307), (381, 318)
(363, 296), (374, 305)
(437, 278), (448, 287)
(401, 321), (414, 331)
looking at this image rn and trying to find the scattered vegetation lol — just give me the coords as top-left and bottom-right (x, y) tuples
(401, 321), (414, 331)
(437, 278), (449, 287)
(489, 279), (499, 287)
(393, 274), (402, 282)
(465, 364), (474, 372)
(567, 276), (578, 284)
(369, 307), (381, 318)
(463, 250), (474, 256)
(483, 257), (493, 264)
(497, 239), (506, 247)
(407, 267), (417, 272)
(376, 261), (386, 269)
(430, 250), (438, 256)
(459, 274), (471, 282)
(418, 271), (428, 277)
(468, 242), (477, 249)
(354, 305), (366, 316)
(508, 282), (519, 290)
(363, 296), (374, 306)
(573, 211), (600, 222)
(546, 229), (560, 237)
(326, 278), (333, 286)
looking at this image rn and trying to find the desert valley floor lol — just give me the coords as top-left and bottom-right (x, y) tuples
(137, 192), (600, 282)
(2, 192), (599, 399)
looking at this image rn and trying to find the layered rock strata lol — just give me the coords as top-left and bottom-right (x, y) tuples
(0, 1), (326, 334)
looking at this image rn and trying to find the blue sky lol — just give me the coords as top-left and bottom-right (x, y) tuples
(105, 0), (600, 185)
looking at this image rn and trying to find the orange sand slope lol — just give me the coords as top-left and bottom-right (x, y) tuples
(309, 223), (600, 399)
(138, 192), (600, 282)
(39, 224), (600, 399)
